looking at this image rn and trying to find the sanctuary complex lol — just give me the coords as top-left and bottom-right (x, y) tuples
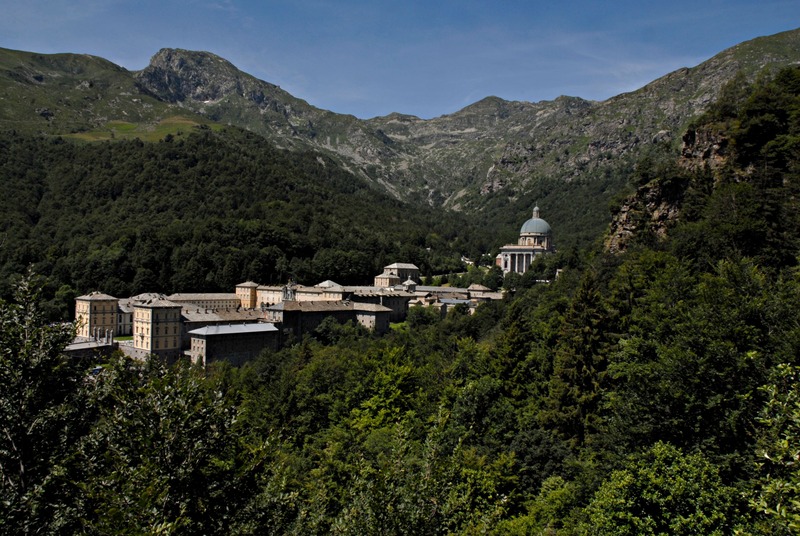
(70, 207), (553, 367)
(72, 263), (503, 367)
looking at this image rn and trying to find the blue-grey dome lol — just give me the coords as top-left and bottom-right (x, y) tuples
(520, 206), (552, 235)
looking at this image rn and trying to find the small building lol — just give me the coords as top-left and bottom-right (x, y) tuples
(374, 262), (420, 287)
(180, 306), (264, 348)
(374, 270), (401, 288)
(188, 323), (280, 367)
(467, 283), (503, 301)
(348, 287), (415, 323)
(256, 284), (284, 309)
(497, 206), (554, 275)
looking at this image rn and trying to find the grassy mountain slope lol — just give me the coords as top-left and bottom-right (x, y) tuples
(0, 48), (185, 135)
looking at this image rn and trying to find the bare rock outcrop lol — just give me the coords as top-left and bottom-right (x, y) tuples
(605, 177), (687, 254)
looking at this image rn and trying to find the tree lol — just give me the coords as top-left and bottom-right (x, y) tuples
(540, 270), (612, 448)
(580, 442), (738, 536)
(751, 363), (800, 535)
(75, 357), (266, 535)
(0, 273), (87, 534)
(405, 305), (440, 329)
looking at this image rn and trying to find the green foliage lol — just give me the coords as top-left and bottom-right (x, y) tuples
(496, 475), (578, 535)
(312, 317), (371, 345)
(751, 364), (800, 534)
(75, 356), (266, 534)
(603, 256), (791, 468)
(331, 417), (513, 536)
(405, 304), (441, 329)
(0, 273), (85, 534)
(540, 270), (613, 448)
(580, 442), (738, 535)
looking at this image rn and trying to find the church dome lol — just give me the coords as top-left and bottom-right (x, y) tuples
(520, 206), (552, 235)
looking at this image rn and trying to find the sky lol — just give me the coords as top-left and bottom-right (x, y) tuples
(1, 1), (799, 119)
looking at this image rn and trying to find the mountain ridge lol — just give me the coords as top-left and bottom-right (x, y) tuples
(2, 28), (800, 249)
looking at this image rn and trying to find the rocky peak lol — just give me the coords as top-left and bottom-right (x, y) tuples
(136, 48), (273, 104)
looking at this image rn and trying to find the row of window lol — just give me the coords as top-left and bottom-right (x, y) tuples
(134, 325), (179, 335)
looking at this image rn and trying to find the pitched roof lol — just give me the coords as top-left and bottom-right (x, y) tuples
(76, 291), (117, 301)
(267, 301), (390, 313)
(167, 293), (239, 301)
(316, 280), (343, 288)
(385, 262), (419, 270)
(134, 297), (182, 309)
(181, 309), (262, 322)
(467, 284), (492, 291)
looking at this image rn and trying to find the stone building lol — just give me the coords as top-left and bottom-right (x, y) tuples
(132, 296), (183, 360)
(497, 206), (554, 275)
(75, 291), (119, 339)
(237, 277), (415, 323)
(188, 323), (280, 367)
(180, 307), (263, 348)
(117, 293), (163, 336)
(264, 300), (391, 336)
(167, 293), (241, 310)
(235, 281), (259, 309)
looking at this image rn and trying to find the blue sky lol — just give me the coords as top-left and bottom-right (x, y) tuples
(1, 1), (798, 119)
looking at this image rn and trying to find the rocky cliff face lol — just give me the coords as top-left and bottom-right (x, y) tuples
(604, 178), (686, 254)
(604, 112), (734, 254)
(679, 125), (730, 175)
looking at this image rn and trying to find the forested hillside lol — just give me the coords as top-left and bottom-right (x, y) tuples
(3, 66), (800, 534)
(0, 126), (493, 316)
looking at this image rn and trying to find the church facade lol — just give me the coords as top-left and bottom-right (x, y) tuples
(496, 206), (554, 275)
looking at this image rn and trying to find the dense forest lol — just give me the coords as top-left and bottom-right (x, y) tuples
(3, 66), (800, 534)
(0, 125), (497, 318)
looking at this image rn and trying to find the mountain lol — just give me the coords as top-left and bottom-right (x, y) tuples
(2, 29), (800, 250)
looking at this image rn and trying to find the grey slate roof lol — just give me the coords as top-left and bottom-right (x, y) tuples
(267, 301), (391, 313)
(181, 309), (261, 323)
(167, 293), (239, 301)
(76, 291), (117, 301)
(385, 263), (419, 270)
(188, 323), (278, 336)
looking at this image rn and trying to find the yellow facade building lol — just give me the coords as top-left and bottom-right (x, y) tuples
(133, 297), (183, 359)
(74, 291), (119, 339)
